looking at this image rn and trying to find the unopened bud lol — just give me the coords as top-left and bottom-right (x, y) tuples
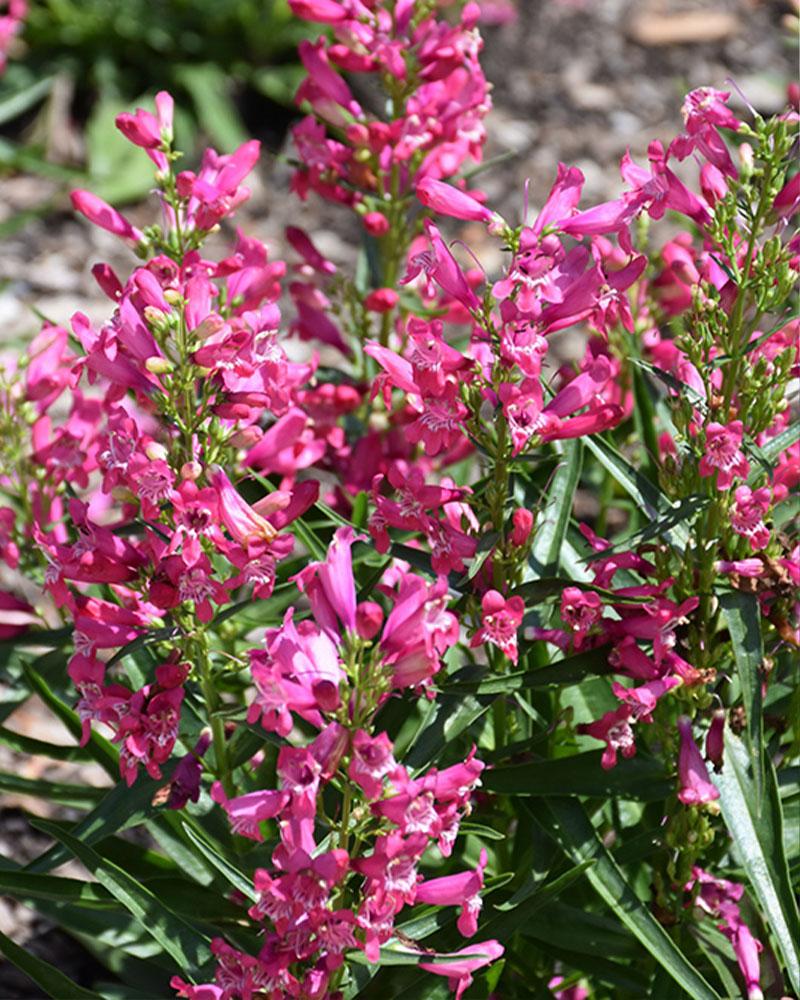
(145, 356), (174, 374)
(163, 288), (183, 305)
(180, 461), (202, 481)
(738, 142), (754, 175)
(511, 508), (534, 547)
(362, 211), (390, 237)
(145, 441), (169, 462)
(364, 288), (399, 314)
(143, 306), (169, 329)
(705, 709), (725, 772)
(356, 600), (384, 640)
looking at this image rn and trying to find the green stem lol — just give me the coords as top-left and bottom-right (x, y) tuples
(197, 633), (233, 797)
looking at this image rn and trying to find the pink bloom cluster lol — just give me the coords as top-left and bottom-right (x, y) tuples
(2, 1), (797, 991)
(288, 0), (491, 228)
(173, 529), (501, 999)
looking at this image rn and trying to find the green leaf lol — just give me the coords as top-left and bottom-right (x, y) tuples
(404, 693), (490, 771)
(0, 870), (115, 908)
(528, 440), (583, 578)
(0, 626), (72, 650)
(714, 730), (800, 994)
(175, 63), (249, 152)
(630, 364), (662, 484)
(718, 590), (764, 806)
(443, 645), (611, 695)
(483, 751), (671, 801)
(747, 421), (800, 483)
(0, 76), (55, 125)
(25, 767), (175, 874)
(534, 797), (721, 999)
(0, 926), (103, 999)
(583, 435), (691, 550)
(0, 771), (107, 807)
(30, 819), (213, 977)
(0, 724), (91, 761)
(180, 820), (257, 903)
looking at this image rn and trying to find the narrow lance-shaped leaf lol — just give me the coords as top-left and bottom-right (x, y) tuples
(0, 927), (103, 1000)
(30, 819), (213, 978)
(532, 797), (721, 999)
(583, 435), (692, 551)
(719, 590), (764, 807)
(714, 729), (800, 995)
(528, 439), (583, 578)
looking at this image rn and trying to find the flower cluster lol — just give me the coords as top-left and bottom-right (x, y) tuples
(174, 528), (499, 998)
(1, 3), (797, 998)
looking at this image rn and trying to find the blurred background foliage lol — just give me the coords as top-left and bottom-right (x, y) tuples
(0, 0), (310, 218)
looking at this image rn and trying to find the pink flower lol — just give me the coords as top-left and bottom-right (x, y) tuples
(70, 191), (144, 246)
(560, 587), (603, 648)
(419, 939), (505, 1000)
(510, 508), (534, 547)
(705, 709), (725, 772)
(349, 730), (398, 801)
(578, 706), (636, 769)
(722, 920), (763, 1000)
(699, 421), (750, 489)
(415, 849), (488, 937)
(208, 466), (287, 547)
(211, 784), (289, 840)
(294, 526), (360, 636)
(676, 716), (720, 807)
(403, 221), (480, 311)
(611, 676), (680, 722)
(416, 178), (497, 224)
(470, 590), (526, 664)
(730, 485), (771, 550)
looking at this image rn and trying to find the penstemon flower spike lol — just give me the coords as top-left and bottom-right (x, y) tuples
(0, 3), (797, 998)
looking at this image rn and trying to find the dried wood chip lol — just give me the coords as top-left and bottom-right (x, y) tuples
(628, 9), (741, 46)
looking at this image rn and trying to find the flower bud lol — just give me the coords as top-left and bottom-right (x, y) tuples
(143, 306), (170, 332)
(181, 461), (202, 481)
(705, 709), (725, 772)
(145, 441), (169, 462)
(163, 288), (183, 306)
(229, 426), (263, 448)
(192, 314), (226, 341)
(356, 600), (384, 640)
(145, 356), (174, 374)
(364, 288), (399, 313)
(363, 211), (390, 236)
(511, 508), (534, 547)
